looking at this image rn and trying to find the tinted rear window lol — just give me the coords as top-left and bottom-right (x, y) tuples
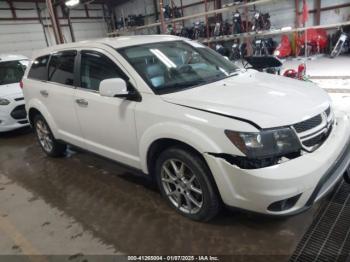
(48, 51), (76, 86)
(28, 55), (49, 81)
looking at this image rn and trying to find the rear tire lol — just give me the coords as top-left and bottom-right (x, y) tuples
(155, 146), (220, 221)
(33, 114), (66, 157)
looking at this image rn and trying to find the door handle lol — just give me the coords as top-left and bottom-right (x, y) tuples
(75, 99), (88, 106)
(40, 90), (49, 97)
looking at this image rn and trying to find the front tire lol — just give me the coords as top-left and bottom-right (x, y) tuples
(33, 114), (66, 157)
(155, 146), (220, 221)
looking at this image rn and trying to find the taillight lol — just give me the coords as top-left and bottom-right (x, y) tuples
(20, 80), (24, 89)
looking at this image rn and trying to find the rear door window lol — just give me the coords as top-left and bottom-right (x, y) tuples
(48, 51), (76, 86)
(28, 55), (49, 81)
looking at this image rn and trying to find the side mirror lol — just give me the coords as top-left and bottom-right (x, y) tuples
(99, 78), (128, 98)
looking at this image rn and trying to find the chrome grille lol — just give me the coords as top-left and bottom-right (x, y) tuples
(294, 114), (322, 133)
(302, 126), (332, 148)
(325, 106), (331, 117)
(293, 107), (334, 152)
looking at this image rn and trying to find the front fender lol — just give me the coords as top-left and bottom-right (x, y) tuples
(139, 122), (222, 174)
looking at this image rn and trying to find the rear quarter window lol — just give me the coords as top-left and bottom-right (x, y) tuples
(28, 55), (49, 81)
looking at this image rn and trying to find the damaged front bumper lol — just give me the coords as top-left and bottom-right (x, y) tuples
(204, 112), (350, 215)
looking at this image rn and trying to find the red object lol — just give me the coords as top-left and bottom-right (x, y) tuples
(298, 28), (328, 48)
(19, 80), (24, 89)
(297, 63), (306, 80)
(301, 0), (309, 25)
(296, 28), (328, 55)
(274, 35), (292, 58)
(283, 69), (298, 79)
(283, 63), (307, 81)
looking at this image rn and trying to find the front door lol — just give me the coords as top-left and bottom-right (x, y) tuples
(74, 49), (139, 168)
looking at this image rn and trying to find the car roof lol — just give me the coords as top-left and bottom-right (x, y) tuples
(0, 54), (29, 62)
(32, 35), (188, 58)
(97, 35), (186, 48)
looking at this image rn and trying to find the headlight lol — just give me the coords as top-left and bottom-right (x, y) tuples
(225, 128), (301, 159)
(0, 98), (10, 106)
(274, 50), (280, 56)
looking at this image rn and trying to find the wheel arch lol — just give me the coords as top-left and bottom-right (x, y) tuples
(26, 100), (58, 137)
(139, 122), (222, 175)
(28, 107), (41, 126)
(146, 138), (205, 178)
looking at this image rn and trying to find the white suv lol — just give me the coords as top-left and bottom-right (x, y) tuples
(0, 54), (29, 132)
(23, 36), (350, 221)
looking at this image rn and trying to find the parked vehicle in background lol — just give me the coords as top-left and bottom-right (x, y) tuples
(251, 11), (271, 32)
(232, 10), (242, 34)
(330, 27), (349, 58)
(127, 14), (145, 27)
(0, 54), (29, 132)
(230, 40), (242, 60)
(213, 22), (222, 38)
(192, 21), (205, 39)
(296, 29), (328, 56)
(222, 19), (232, 36)
(180, 26), (191, 38)
(229, 40), (247, 61)
(215, 44), (226, 56)
(274, 35), (292, 58)
(163, 4), (172, 19)
(252, 38), (275, 56)
(23, 36), (350, 221)
(253, 38), (267, 56)
(163, 4), (182, 19)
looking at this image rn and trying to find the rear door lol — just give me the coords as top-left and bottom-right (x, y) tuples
(40, 51), (84, 147)
(74, 49), (139, 168)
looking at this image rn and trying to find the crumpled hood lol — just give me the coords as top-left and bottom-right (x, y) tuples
(0, 83), (23, 98)
(161, 71), (331, 129)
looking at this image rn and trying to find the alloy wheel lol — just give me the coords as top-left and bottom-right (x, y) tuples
(35, 119), (53, 153)
(161, 159), (203, 214)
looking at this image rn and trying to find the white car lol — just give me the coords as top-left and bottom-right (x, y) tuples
(0, 54), (30, 132)
(23, 36), (350, 221)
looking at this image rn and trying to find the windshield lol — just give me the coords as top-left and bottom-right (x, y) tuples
(118, 41), (239, 94)
(0, 60), (28, 85)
